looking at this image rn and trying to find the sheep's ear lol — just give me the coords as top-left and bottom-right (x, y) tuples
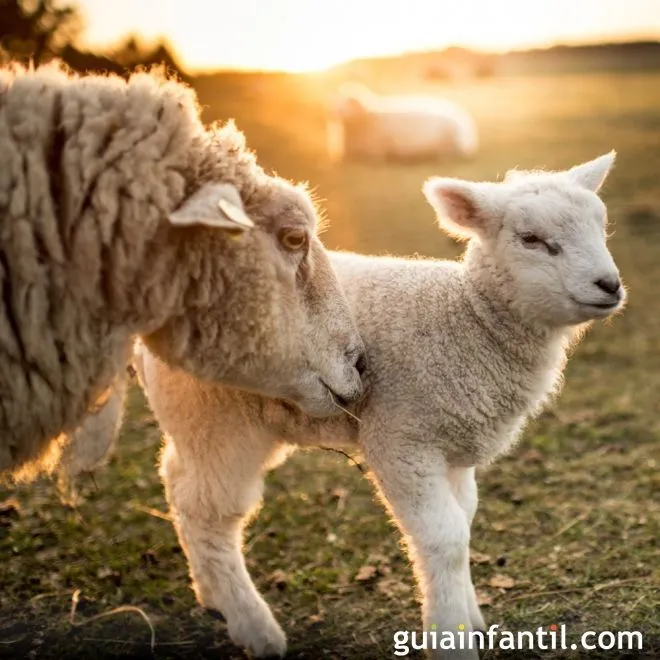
(566, 151), (616, 193)
(335, 83), (372, 117)
(336, 96), (367, 118)
(422, 177), (502, 241)
(168, 183), (254, 232)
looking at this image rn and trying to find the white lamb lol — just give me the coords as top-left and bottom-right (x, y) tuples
(327, 83), (478, 162)
(136, 153), (624, 658)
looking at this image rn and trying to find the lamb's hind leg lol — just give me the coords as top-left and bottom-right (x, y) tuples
(448, 467), (486, 632)
(365, 443), (479, 659)
(159, 435), (288, 658)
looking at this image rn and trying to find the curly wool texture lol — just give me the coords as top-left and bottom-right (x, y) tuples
(0, 63), (271, 474)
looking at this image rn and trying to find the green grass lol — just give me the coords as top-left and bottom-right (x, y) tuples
(1, 70), (660, 659)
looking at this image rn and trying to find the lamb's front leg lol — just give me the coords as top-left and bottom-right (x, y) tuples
(159, 437), (287, 658)
(366, 445), (479, 659)
(448, 467), (486, 632)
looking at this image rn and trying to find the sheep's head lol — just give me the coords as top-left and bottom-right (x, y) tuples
(234, 179), (366, 416)
(146, 177), (365, 418)
(423, 152), (626, 327)
(332, 83), (374, 120)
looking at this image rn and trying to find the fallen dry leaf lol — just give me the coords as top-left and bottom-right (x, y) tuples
(491, 522), (507, 532)
(476, 591), (493, 607)
(470, 550), (492, 565)
(520, 448), (544, 463)
(366, 553), (392, 576)
(377, 578), (412, 599)
(355, 565), (378, 582)
(489, 574), (515, 590)
(267, 569), (289, 589)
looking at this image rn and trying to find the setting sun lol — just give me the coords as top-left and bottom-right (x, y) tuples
(78, 0), (660, 72)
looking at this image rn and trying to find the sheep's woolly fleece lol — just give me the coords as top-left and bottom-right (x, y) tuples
(0, 63), (268, 476)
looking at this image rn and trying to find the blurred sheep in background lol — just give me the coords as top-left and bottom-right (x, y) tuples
(327, 83), (478, 163)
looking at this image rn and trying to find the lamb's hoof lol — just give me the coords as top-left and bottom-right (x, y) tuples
(228, 609), (287, 658)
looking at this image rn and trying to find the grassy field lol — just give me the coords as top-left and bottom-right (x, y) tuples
(1, 70), (659, 659)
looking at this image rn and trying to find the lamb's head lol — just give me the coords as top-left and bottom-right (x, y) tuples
(144, 176), (365, 418)
(423, 152), (626, 327)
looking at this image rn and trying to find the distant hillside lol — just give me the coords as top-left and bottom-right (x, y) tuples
(328, 41), (660, 84)
(500, 41), (660, 75)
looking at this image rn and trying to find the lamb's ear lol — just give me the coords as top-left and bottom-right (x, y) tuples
(566, 151), (616, 193)
(422, 177), (503, 241)
(169, 182), (254, 232)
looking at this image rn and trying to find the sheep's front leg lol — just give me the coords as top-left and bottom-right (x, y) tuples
(159, 437), (287, 658)
(448, 467), (486, 632)
(366, 445), (479, 659)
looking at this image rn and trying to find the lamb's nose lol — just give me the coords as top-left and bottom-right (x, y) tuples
(595, 276), (621, 296)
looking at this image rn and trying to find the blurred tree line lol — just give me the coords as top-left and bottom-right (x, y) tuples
(0, 0), (188, 79)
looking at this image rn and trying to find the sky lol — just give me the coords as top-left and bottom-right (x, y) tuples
(76, 0), (660, 72)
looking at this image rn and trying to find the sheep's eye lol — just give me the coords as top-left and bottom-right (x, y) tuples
(278, 227), (309, 252)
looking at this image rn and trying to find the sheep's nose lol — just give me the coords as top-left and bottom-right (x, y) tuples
(334, 392), (356, 407)
(595, 276), (621, 296)
(332, 380), (363, 406)
(330, 350), (366, 407)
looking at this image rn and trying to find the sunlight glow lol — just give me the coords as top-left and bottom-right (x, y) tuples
(78, 0), (660, 72)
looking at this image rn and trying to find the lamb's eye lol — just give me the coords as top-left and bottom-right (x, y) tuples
(519, 232), (561, 256)
(520, 233), (543, 246)
(278, 227), (308, 252)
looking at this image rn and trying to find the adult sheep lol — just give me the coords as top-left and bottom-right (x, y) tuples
(0, 63), (365, 479)
(327, 83), (478, 163)
(137, 153), (624, 658)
